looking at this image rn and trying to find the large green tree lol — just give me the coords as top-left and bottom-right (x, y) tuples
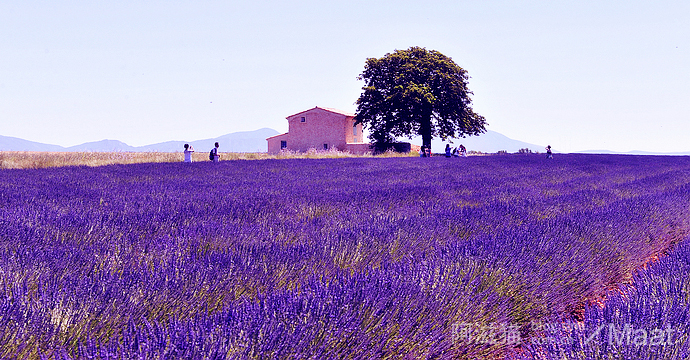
(355, 47), (487, 151)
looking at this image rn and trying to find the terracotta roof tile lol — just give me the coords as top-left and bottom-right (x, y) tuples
(265, 132), (289, 140)
(285, 106), (355, 119)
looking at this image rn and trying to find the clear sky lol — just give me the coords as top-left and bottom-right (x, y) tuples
(1, 0), (688, 152)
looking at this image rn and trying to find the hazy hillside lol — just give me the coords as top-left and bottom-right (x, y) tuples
(138, 128), (280, 153)
(0, 128), (279, 153)
(66, 140), (139, 152)
(0, 135), (64, 152)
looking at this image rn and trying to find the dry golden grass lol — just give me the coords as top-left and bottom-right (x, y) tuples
(0, 151), (183, 169)
(0, 149), (418, 170)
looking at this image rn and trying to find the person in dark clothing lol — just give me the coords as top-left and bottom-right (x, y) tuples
(211, 142), (220, 162)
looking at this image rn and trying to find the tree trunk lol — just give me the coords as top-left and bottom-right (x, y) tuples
(422, 132), (431, 151)
(420, 109), (433, 151)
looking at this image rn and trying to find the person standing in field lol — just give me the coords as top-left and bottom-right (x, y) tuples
(211, 142), (220, 162)
(445, 144), (452, 158)
(183, 144), (195, 163)
(546, 145), (553, 159)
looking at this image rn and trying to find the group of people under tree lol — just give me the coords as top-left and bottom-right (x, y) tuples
(433, 143), (554, 158)
(183, 142), (220, 163)
(419, 144), (467, 158)
(446, 144), (467, 158)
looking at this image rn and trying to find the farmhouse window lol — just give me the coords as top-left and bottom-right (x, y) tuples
(300, 116), (306, 122)
(323, 144), (328, 150)
(280, 141), (287, 149)
(353, 124), (357, 136)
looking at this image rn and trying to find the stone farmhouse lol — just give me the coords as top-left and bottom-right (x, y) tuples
(266, 107), (371, 154)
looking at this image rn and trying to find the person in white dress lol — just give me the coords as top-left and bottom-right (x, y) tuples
(183, 144), (194, 163)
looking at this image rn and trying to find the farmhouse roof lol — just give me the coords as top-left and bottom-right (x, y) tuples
(285, 106), (355, 119)
(266, 132), (288, 140)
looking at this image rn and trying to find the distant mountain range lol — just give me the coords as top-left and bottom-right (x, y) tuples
(0, 128), (279, 153)
(1, 128), (689, 155)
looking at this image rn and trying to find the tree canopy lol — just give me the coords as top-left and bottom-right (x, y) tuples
(355, 47), (487, 151)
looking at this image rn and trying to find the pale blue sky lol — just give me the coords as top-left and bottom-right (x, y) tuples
(1, 0), (688, 152)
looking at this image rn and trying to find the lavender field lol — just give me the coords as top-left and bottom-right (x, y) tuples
(1, 154), (690, 359)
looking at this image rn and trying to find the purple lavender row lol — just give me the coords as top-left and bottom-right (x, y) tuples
(1, 155), (690, 358)
(519, 237), (690, 359)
